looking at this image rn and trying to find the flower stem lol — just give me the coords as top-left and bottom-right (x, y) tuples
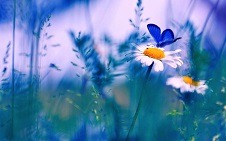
(126, 62), (154, 140)
(11, 0), (16, 139)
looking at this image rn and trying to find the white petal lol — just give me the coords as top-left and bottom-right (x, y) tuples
(133, 50), (143, 53)
(164, 61), (177, 68)
(136, 45), (148, 52)
(135, 56), (143, 61)
(175, 49), (182, 52)
(198, 80), (206, 85)
(140, 57), (146, 63)
(164, 49), (182, 55)
(180, 85), (194, 93)
(196, 84), (208, 95)
(140, 56), (148, 63)
(162, 55), (183, 68)
(174, 58), (183, 65)
(175, 60), (183, 66)
(180, 85), (187, 93)
(153, 60), (164, 72)
(166, 77), (184, 88)
(146, 59), (154, 66)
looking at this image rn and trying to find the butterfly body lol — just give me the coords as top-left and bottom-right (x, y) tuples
(147, 24), (181, 47)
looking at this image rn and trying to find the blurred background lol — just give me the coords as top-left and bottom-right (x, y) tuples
(0, 0), (226, 140)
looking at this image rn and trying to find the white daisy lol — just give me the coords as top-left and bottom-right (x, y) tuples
(166, 76), (208, 95)
(134, 45), (183, 72)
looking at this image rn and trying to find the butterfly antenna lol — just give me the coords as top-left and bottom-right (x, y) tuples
(176, 37), (182, 40)
(173, 37), (182, 42)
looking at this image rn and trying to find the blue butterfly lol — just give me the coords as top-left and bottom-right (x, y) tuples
(147, 24), (181, 47)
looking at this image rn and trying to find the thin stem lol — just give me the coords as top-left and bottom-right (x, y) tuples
(85, 0), (93, 33)
(201, 0), (219, 35)
(220, 38), (226, 59)
(11, 0), (16, 139)
(126, 62), (154, 140)
(34, 22), (42, 138)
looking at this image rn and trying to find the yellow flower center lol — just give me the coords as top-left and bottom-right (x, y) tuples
(183, 76), (199, 86)
(143, 48), (165, 60)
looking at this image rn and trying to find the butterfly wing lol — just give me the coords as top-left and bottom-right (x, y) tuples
(147, 24), (161, 45)
(161, 29), (174, 41)
(159, 29), (181, 47)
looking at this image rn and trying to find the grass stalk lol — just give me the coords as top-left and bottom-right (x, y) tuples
(11, 0), (16, 139)
(126, 62), (154, 140)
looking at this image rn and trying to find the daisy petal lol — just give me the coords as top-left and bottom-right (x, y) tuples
(135, 56), (143, 61)
(153, 60), (164, 72)
(164, 61), (177, 68)
(146, 59), (154, 66)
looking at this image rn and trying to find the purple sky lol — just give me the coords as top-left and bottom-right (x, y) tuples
(0, 0), (224, 86)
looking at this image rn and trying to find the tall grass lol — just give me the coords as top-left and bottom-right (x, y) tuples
(11, 0), (16, 139)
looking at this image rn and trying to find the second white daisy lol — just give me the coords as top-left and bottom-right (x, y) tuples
(134, 45), (183, 72)
(166, 76), (208, 95)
